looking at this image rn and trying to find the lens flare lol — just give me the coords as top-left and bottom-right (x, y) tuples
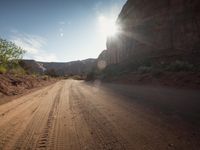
(98, 15), (119, 37)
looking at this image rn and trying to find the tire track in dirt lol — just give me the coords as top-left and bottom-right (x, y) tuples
(69, 82), (131, 150)
(47, 81), (69, 150)
(12, 82), (63, 150)
(0, 85), (55, 150)
(0, 84), (54, 118)
(0, 103), (39, 149)
(36, 83), (63, 149)
(1, 80), (199, 150)
(47, 81), (83, 150)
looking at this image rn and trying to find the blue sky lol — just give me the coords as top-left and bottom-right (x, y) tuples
(0, 0), (126, 62)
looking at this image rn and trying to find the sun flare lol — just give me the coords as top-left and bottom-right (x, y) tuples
(98, 15), (119, 37)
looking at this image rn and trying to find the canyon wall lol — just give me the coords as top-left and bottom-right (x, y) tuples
(98, 0), (200, 66)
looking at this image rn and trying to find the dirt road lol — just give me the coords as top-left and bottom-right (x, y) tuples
(0, 80), (200, 150)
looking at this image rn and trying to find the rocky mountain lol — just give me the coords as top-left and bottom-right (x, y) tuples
(98, 0), (200, 66)
(19, 60), (46, 74)
(20, 59), (96, 76)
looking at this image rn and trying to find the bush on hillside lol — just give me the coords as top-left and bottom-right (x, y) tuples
(165, 60), (195, 72)
(8, 65), (26, 75)
(0, 65), (7, 74)
(0, 38), (25, 74)
(137, 66), (152, 74)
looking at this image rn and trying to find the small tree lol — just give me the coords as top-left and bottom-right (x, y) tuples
(0, 38), (25, 73)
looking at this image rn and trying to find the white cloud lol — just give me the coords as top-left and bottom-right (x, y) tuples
(10, 31), (57, 62)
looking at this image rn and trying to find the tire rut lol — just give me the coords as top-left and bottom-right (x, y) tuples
(0, 85), (54, 118)
(69, 83), (131, 150)
(0, 100), (40, 150)
(36, 84), (63, 150)
(12, 82), (62, 150)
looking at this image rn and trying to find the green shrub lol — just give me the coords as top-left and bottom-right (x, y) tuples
(8, 66), (26, 75)
(166, 60), (194, 72)
(0, 38), (25, 74)
(0, 38), (25, 67)
(0, 65), (7, 74)
(126, 58), (153, 72)
(137, 66), (152, 74)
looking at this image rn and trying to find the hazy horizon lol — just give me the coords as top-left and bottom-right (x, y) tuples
(0, 0), (126, 62)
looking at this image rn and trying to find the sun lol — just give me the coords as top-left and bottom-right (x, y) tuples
(98, 15), (119, 37)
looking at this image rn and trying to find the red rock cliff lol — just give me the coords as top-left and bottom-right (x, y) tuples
(99, 0), (200, 65)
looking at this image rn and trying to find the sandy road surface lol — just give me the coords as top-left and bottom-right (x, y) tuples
(0, 79), (200, 150)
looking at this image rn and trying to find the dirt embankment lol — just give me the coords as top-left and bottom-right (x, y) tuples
(0, 74), (57, 102)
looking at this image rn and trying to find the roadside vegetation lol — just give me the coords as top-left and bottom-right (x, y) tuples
(86, 58), (199, 81)
(0, 38), (57, 97)
(0, 38), (25, 74)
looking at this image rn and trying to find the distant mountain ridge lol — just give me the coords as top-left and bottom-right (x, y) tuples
(20, 59), (96, 76)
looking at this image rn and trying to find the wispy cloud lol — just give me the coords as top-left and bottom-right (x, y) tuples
(11, 33), (46, 54)
(10, 31), (57, 62)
